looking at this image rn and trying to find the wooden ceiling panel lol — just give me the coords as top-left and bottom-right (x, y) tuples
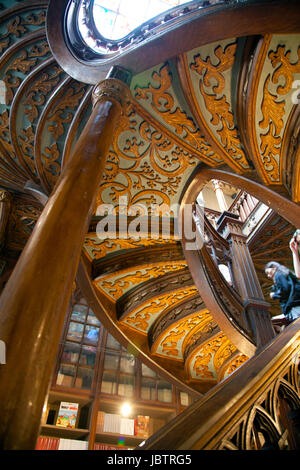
(245, 34), (300, 186)
(177, 38), (251, 174)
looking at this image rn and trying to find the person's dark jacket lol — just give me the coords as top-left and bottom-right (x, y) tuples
(272, 270), (300, 316)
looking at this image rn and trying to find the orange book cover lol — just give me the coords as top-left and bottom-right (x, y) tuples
(135, 415), (150, 438)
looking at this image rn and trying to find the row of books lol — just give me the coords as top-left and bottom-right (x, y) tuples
(35, 437), (88, 450)
(36, 437), (132, 451)
(36, 437), (60, 450)
(58, 439), (88, 450)
(96, 412), (150, 438)
(61, 351), (95, 366)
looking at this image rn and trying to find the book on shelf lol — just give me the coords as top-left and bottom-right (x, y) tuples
(135, 415), (150, 438)
(56, 402), (79, 428)
(36, 437), (88, 450)
(103, 413), (121, 434)
(97, 412), (135, 436)
(96, 411), (105, 433)
(120, 417), (135, 436)
(56, 373), (73, 387)
(36, 437), (60, 450)
(58, 438), (88, 450)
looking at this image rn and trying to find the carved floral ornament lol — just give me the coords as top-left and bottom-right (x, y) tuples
(0, 8), (46, 56)
(121, 286), (199, 333)
(133, 63), (221, 165)
(181, 39), (250, 172)
(95, 92), (200, 212)
(84, 235), (179, 261)
(0, 3), (201, 205)
(187, 333), (248, 382)
(93, 261), (187, 301)
(153, 309), (212, 360)
(251, 34), (300, 184)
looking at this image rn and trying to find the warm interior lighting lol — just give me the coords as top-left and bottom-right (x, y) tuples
(120, 402), (132, 417)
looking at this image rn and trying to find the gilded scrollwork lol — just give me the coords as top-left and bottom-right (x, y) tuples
(191, 334), (226, 380)
(190, 42), (249, 170)
(0, 110), (15, 156)
(3, 40), (51, 105)
(158, 311), (208, 358)
(222, 353), (248, 379)
(35, 81), (90, 191)
(97, 97), (199, 211)
(269, 45), (300, 96)
(213, 339), (237, 372)
(84, 235), (179, 261)
(258, 40), (300, 183)
(23, 66), (63, 123)
(94, 261), (187, 301)
(41, 143), (61, 189)
(18, 125), (36, 175)
(47, 82), (87, 140)
(0, 9), (46, 55)
(134, 63), (220, 164)
(123, 287), (198, 332)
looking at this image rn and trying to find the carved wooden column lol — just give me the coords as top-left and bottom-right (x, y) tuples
(212, 179), (228, 213)
(217, 212), (275, 348)
(0, 70), (131, 449)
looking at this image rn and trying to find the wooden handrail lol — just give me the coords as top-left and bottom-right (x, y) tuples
(138, 318), (300, 450)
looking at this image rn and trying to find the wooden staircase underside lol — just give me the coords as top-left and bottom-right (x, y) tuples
(0, 0), (300, 395)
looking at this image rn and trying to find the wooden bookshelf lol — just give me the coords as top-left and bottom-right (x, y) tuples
(40, 424), (89, 440)
(36, 299), (195, 450)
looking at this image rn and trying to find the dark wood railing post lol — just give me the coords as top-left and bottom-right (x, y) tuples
(216, 211), (275, 347)
(0, 68), (131, 449)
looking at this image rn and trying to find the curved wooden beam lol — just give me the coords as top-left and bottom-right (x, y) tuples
(181, 167), (300, 228)
(183, 237), (255, 356)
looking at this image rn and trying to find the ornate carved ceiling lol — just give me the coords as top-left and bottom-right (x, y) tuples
(0, 0), (299, 394)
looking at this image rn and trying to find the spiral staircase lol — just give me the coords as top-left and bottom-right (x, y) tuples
(0, 0), (299, 449)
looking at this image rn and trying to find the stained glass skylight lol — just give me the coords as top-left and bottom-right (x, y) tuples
(89, 0), (191, 41)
